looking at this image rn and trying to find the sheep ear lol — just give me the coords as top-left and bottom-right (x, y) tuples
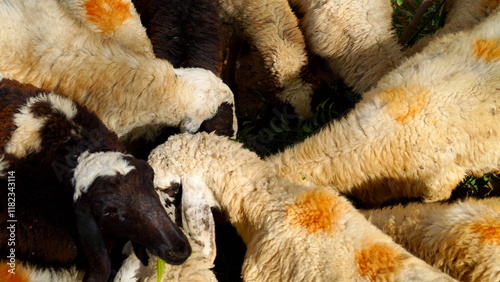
(74, 199), (111, 282)
(180, 117), (203, 134)
(181, 176), (217, 261)
(132, 242), (150, 266)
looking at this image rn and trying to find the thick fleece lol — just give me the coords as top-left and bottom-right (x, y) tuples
(291, 0), (403, 94)
(219, 0), (316, 119)
(267, 9), (500, 206)
(148, 132), (455, 281)
(362, 197), (500, 281)
(0, 0), (237, 139)
(406, 0), (500, 55)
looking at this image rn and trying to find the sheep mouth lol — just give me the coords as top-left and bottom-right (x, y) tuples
(146, 242), (191, 265)
(132, 240), (191, 266)
(199, 102), (235, 137)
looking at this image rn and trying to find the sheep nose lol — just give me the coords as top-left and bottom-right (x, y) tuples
(154, 241), (192, 265)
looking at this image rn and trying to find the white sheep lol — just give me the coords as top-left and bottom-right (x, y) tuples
(405, 0), (500, 56)
(266, 8), (500, 206)
(219, 0), (316, 119)
(361, 197), (500, 281)
(290, 0), (403, 94)
(59, 0), (155, 56)
(0, 0), (237, 140)
(148, 132), (456, 281)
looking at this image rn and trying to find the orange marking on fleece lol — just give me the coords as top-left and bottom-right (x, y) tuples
(470, 219), (500, 244)
(84, 0), (131, 34)
(474, 39), (500, 62)
(355, 244), (404, 280)
(0, 264), (29, 282)
(286, 189), (343, 234)
(484, 0), (500, 11)
(379, 87), (430, 124)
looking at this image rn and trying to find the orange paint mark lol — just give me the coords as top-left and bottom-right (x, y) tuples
(0, 264), (29, 282)
(473, 39), (500, 62)
(84, 0), (132, 34)
(355, 244), (404, 280)
(286, 189), (343, 234)
(379, 87), (430, 124)
(470, 219), (500, 244)
(484, 0), (500, 11)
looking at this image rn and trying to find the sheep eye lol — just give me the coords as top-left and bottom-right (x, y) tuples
(162, 182), (181, 198)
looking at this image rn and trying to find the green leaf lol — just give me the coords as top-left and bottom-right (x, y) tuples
(157, 257), (166, 282)
(396, 0), (404, 5)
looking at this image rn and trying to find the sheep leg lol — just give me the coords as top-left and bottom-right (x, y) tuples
(74, 200), (112, 282)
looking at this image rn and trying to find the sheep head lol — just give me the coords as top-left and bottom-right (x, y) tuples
(72, 151), (191, 280)
(175, 68), (237, 138)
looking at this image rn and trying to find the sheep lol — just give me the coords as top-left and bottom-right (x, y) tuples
(290, 0), (403, 94)
(0, 0), (237, 141)
(405, 0), (500, 56)
(0, 76), (191, 281)
(131, 0), (223, 76)
(114, 178), (218, 282)
(59, 0), (155, 56)
(148, 132), (456, 281)
(218, 0), (317, 119)
(361, 197), (500, 281)
(265, 7), (500, 207)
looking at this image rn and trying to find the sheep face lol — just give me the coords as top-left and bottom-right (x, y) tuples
(175, 68), (237, 138)
(75, 154), (192, 265)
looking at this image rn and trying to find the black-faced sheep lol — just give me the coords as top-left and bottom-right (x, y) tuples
(361, 197), (500, 281)
(132, 0), (223, 75)
(0, 0), (237, 141)
(148, 132), (456, 281)
(290, 0), (403, 94)
(266, 8), (500, 206)
(114, 177), (218, 282)
(0, 76), (191, 281)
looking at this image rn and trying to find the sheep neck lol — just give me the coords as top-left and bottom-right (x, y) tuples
(267, 107), (393, 196)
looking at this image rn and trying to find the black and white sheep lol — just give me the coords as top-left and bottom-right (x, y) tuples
(0, 76), (191, 281)
(0, 0), (237, 141)
(266, 7), (500, 206)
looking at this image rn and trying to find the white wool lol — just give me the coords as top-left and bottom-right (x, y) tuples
(5, 95), (48, 158)
(219, 0), (314, 119)
(361, 197), (500, 281)
(266, 8), (500, 206)
(72, 151), (135, 201)
(147, 132), (455, 281)
(0, 0), (236, 139)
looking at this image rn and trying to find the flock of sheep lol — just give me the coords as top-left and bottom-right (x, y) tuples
(0, 0), (499, 281)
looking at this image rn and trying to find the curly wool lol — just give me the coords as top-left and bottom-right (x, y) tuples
(148, 132), (455, 281)
(362, 197), (500, 281)
(267, 9), (500, 206)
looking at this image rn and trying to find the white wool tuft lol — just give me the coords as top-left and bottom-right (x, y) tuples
(72, 151), (135, 201)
